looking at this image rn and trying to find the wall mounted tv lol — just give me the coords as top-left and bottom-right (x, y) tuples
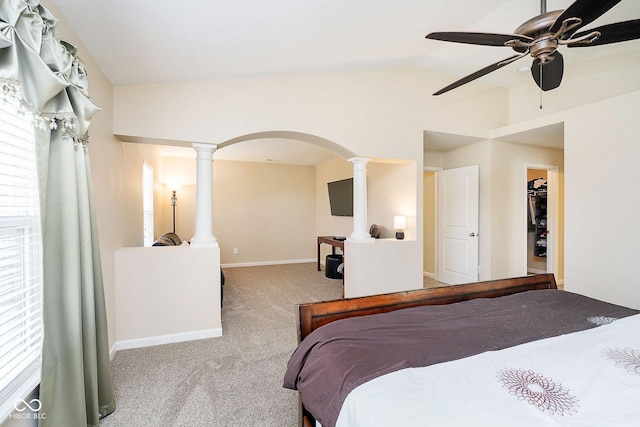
(327, 178), (353, 217)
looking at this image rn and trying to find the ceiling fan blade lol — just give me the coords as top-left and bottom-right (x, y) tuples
(426, 32), (533, 47)
(550, 0), (622, 35)
(433, 55), (524, 96)
(531, 52), (564, 92)
(568, 19), (640, 47)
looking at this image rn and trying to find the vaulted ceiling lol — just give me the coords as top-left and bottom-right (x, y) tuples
(49, 0), (640, 161)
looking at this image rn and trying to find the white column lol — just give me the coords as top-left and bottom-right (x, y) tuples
(348, 157), (374, 242)
(190, 143), (219, 248)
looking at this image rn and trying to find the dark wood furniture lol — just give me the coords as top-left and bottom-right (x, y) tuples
(294, 273), (557, 426)
(316, 236), (345, 271)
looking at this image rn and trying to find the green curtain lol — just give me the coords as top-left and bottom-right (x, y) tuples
(0, 1), (115, 426)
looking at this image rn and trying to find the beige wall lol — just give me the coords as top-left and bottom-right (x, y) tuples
(314, 157), (418, 266)
(423, 171), (436, 277)
(489, 140), (564, 280)
(315, 157), (354, 238)
(114, 246), (220, 346)
(367, 160), (418, 240)
(508, 61), (640, 124)
(153, 156), (319, 265)
(153, 154), (419, 269)
(113, 67), (508, 160)
(117, 152), (319, 266)
(563, 90), (640, 308)
(213, 160), (317, 265)
(346, 239), (423, 298)
(423, 149), (444, 169)
(157, 153), (198, 239)
(315, 157), (353, 266)
(121, 143), (163, 245)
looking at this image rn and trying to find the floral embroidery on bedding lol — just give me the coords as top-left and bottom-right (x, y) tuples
(602, 347), (640, 375)
(587, 316), (618, 326)
(497, 368), (579, 416)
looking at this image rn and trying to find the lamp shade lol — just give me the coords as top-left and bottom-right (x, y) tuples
(393, 215), (406, 230)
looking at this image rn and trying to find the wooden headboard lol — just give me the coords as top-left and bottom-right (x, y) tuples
(296, 273), (557, 343)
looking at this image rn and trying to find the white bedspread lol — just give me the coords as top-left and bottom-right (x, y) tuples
(335, 313), (640, 427)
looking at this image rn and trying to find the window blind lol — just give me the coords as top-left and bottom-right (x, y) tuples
(142, 163), (154, 246)
(0, 99), (43, 414)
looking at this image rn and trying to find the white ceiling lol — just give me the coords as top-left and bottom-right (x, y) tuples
(50, 0), (640, 161)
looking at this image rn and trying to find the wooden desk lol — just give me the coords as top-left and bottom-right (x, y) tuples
(317, 236), (345, 271)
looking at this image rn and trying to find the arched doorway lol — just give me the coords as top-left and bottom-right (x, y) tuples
(155, 131), (357, 264)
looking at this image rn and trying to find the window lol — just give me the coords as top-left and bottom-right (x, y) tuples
(0, 99), (43, 415)
(142, 163), (154, 246)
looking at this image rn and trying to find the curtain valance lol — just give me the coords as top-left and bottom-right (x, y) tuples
(0, 0), (100, 139)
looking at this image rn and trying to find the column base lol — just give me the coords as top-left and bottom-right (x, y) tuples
(190, 236), (219, 249)
(347, 235), (375, 243)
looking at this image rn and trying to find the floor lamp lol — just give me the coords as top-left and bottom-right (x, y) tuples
(170, 190), (177, 234)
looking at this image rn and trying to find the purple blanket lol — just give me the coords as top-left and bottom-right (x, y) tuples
(283, 289), (638, 427)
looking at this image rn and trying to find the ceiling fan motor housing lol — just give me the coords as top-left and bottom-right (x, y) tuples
(514, 10), (563, 37)
(514, 11), (564, 62)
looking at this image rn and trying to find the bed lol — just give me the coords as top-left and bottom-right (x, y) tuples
(283, 274), (640, 427)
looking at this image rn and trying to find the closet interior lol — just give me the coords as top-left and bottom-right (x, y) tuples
(527, 169), (547, 273)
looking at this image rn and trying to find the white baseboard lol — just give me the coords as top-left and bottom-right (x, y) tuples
(110, 328), (223, 356)
(423, 271), (435, 279)
(221, 258), (315, 268)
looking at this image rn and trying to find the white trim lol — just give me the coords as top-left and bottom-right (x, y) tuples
(221, 258), (315, 268)
(111, 328), (222, 353)
(423, 271), (435, 279)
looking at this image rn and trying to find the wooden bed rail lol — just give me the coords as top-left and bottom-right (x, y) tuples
(296, 273), (557, 343)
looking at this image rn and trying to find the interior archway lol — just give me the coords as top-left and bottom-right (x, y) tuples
(217, 130), (357, 162)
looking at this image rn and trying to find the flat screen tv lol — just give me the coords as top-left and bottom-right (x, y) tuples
(327, 178), (353, 217)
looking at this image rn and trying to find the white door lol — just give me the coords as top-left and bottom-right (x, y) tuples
(437, 165), (479, 284)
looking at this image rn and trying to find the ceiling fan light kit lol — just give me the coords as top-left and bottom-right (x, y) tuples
(425, 0), (640, 96)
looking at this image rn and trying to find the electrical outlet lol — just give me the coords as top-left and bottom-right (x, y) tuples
(233, 248), (238, 255)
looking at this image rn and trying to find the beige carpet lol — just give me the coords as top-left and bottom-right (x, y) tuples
(100, 263), (343, 427)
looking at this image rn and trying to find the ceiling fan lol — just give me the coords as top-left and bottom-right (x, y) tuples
(425, 0), (640, 95)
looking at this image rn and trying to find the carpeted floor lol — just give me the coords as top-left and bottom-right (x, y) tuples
(100, 263), (343, 427)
